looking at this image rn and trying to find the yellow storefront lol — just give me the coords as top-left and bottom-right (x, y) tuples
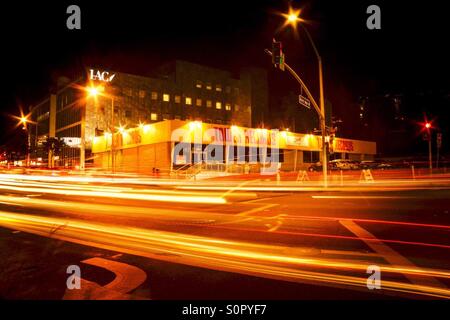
(92, 120), (376, 174)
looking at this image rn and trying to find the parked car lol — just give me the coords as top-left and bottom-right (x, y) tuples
(308, 161), (338, 172)
(329, 159), (358, 170)
(360, 160), (393, 170)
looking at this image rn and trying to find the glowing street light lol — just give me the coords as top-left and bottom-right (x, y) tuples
(282, 7), (303, 28)
(425, 122), (432, 129)
(86, 85), (104, 97)
(274, 5), (328, 187)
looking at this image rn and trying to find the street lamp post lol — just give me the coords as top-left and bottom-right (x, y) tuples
(279, 8), (328, 187)
(87, 85), (116, 173)
(80, 106), (86, 171)
(110, 96), (115, 173)
(425, 122), (432, 173)
(19, 116), (38, 168)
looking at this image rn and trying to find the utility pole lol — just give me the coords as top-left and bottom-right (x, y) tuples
(265, 46), (328, 187)
(428, 134), (432, 172)
(111, 96), (115, 173)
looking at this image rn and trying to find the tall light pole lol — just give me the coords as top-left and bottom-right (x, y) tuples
(281, 7), (328, 187)
(19, 116), (30, 166)
(87, 86), (116, 173)
(425, 122), (432, 172)
(17, 115), (38, 167)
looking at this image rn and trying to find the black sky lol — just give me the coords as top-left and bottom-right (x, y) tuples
(2, 0), (450, 147)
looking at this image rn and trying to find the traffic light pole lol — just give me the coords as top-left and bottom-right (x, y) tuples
(428, 135), (432, 173)
(265, 49), (328, 187)
(302, 24), (328, 188)
(111, 96), (115, 174)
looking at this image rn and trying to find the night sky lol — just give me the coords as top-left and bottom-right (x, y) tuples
(2, 0), (450, 154)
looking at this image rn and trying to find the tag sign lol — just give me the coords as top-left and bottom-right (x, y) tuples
(299, 95), (311, 109)
(89, 69), (116, 82)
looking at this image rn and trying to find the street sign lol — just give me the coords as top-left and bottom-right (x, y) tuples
(298, 95), (311, 109)
(437, 133), (442, 148)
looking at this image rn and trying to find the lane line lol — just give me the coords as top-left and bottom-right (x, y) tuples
(339, 219), (447, 290)
(82, 257), (147, 294)
(312, 196), (414, 199)
(236, 203), (279, 216)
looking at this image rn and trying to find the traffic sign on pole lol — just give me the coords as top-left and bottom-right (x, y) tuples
(298, 95), (311, 109)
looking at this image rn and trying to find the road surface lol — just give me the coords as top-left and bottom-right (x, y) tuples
(0, 173), (449, 299)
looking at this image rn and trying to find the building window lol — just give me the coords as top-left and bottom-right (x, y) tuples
(195, 81), (202, 89)
(206, 100), (212, 108)
(125, 109), (132, 118)
(163, 93), (170, 102)
(234, 104), (239, 111)
(151, 91), (158, 100)
(225, 103), (231, 111)
(206, 83), (212, 90)
(234, 87), (239, 95)
(185, 97), (192, 105)
(123, 88), (132, 97)
(151, 113), (158, 121)
(196, 98), (202, 106)
(225, 86), (231, 93)
(216, 102), (222, 110)
(175, 95), (181, 103)
(216, 84), (222, 92)
(139, 90), (146, 98)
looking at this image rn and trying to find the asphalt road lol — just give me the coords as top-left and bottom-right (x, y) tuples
(0, 173), (449, 299)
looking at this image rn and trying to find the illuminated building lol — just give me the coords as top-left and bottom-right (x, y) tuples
(92, 120), (376, 174)
(28, 61), (267, 167)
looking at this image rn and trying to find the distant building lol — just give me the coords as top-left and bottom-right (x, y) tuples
(28, 61), (268, 167)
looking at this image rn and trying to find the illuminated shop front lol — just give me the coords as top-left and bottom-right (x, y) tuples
(92, 120), (376, 174)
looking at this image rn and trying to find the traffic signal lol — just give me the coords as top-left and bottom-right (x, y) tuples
(272, 40), (285, 71)
(328, 127), (337, 154)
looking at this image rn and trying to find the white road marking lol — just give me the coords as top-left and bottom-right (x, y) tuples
(63, 257), (148, 300)
(339, 220), (447, 290)
(312, 196), (413, 199)
(236, 203), (279, 216)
